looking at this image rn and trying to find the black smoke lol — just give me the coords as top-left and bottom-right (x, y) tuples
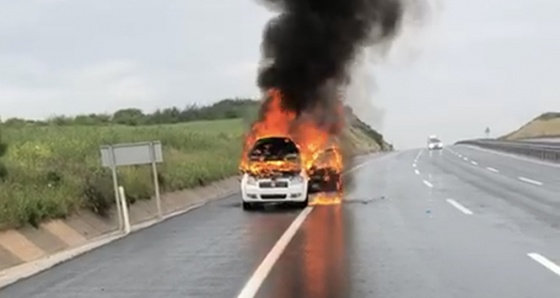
(257, 0), (404, 114)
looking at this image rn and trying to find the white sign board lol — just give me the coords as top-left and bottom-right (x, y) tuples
(99, 141), (165, 227)
(100, 141), (163, 167)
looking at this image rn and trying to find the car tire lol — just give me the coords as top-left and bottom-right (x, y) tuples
(294, 192), (309, 209)
(242, 202), (254, 211)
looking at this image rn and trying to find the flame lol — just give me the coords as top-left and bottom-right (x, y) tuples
(311, 192), (343, 206)
(240, 89), (344, 191)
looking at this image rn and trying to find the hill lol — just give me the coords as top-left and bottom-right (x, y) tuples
(0, 99), (390, 228)
(500, 112), (560, 140)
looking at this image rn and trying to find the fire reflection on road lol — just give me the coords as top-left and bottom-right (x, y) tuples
(258, 205), (351, 298)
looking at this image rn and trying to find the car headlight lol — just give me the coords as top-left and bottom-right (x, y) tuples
(290, 176), (304, 184)
(246, 176), (257, 186)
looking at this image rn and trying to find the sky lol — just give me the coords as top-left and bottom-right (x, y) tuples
(1, 0), (559, 149)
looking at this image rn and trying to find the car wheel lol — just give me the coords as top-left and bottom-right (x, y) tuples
(294, 193), (309, 209)
(242, 202), (254, 211)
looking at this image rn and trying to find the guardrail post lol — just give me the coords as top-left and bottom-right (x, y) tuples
(118, 186), (131, 234)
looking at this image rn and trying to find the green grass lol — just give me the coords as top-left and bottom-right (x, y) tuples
(0, 119), (247, 228)
(0, 118), (379, 228)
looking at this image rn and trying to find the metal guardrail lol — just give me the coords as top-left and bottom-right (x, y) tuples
(455, 139), (560, 163)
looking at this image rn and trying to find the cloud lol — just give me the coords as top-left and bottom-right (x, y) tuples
(0, 59), (157, 119)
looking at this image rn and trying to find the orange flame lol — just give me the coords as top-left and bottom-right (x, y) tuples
(240, 88), (344, 201)
(311, 192), (343, 205)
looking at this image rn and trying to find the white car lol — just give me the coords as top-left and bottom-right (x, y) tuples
(427, 136), (443, 150)
(241, 136), (309, 210)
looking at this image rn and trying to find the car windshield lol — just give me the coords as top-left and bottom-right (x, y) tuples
(429, 138), (441, 143)
(248, 137), (300, 162)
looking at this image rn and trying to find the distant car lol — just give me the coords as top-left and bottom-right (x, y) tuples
(427, 136), (443, 150)
(308, 147), (341, 194)
(240, 136), (309, 210)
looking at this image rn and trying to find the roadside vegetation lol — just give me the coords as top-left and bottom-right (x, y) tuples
(0, 99), (389, 228)
(501, 112), (560, 140)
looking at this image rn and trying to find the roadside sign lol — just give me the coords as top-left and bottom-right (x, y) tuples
(100, 141), (164, 230)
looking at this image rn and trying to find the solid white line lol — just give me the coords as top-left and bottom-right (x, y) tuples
(528, 253), (560, 277)
(446, 199), (473, 215)
(486, 167), (499, 173)
(237, 207), (313, 298)
(343, 155), (382, 176)
(518, 176), (543, 186)
(415, 169), (420, 175)
(423, 180), (433, 188)
(238, 155), (380, 298)
(471, 161), (478, 165)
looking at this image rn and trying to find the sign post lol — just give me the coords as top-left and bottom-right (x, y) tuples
(149, 141), (162, 218)
(118, 186), (131, 234)
(100, 141), (164, 230)
(109, 145), (123, 230)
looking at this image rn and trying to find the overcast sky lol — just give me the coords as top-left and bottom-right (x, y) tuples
(1, 0), (559, 149)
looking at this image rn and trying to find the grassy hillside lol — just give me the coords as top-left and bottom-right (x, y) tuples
(501, 112), (560, 140)
(0, 115), (385, 228)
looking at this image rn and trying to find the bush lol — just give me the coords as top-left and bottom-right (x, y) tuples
(82, 168), (114, 217)
(0, 120), (246, 227)
(0, 129), (7, 181)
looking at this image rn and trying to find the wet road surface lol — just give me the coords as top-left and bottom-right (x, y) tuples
(2, 146), (560, 297)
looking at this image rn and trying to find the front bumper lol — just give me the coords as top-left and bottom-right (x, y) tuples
(242, 183), (308, 203)
(428, 145), (443, 150)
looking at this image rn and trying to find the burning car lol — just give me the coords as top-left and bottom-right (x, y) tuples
(308, 146), (342, 194)
(240, 136), (309, 210)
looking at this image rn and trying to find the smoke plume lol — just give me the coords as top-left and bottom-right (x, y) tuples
(256, 0), (405, 115)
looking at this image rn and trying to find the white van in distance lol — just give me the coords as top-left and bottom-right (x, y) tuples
(427, 135), (443, 150)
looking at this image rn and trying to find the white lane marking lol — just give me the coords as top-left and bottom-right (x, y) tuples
(461, 145), (560, 168)
(423, 180), (433, 188)
(463, 157), (468, 161)
(528, 253), (560, 277)
(238, 155), (380, 298)
(518, 176), (543, 186)
(414, 150), (423, 162)
(237, 207), (313, 298)
(344, 156), (380, 176)
(415, 169), (420, 175)
(412, 163), (416, 168)
(486, 167), (499, 173)
(470, 161), (478, 165)
(446, 199), (473, 215)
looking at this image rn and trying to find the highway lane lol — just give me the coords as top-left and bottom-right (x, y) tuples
(448, 145), (560, 191)
(2, 150), (560, 297)
(255, 149), (560, 297)
(0, 194), (302, 298)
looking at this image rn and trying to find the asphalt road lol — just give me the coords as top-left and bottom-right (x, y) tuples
(2, 147), (560, 297)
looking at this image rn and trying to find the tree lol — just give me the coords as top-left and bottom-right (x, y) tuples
(0, 128), (8, 181)
(113, 108), (145, 126)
